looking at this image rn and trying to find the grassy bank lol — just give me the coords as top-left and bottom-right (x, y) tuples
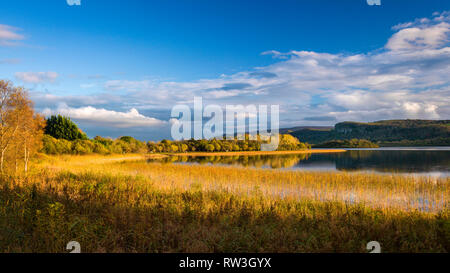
(0, 155), (448, 253)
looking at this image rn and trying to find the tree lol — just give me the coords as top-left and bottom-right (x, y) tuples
(45, 115), (88, 141)
(147, 141), (157, 153)
(205, 144), (215, 152)
(94, 136), (113, 146)
(15, 96), (45, 173)
(0, 80), (18, 173)
(180, 144), (188, 153)
(278, 134), (301, 151)
(171, 145), (179, 153)
(0, 80), (44, 174)
(119, 136), (134, 143)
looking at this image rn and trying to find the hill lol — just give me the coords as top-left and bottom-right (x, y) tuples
(279, 126), (333, 134)
(287, 120), (450, 146)
(313, 139), (379, 148)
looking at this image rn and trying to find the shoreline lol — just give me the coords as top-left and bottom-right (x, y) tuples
(165, 149), (346, 157)
(37, 149), (347, 164)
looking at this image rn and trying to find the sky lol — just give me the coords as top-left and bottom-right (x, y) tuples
(0, 0), (449, 140)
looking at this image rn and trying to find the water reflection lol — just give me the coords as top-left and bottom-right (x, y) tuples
(149, 149), (450, 176)
(152, 153), (310, 169)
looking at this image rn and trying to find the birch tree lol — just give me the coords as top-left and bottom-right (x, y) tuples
(0, 80), (18, 173)
(0, 80), (44, 175)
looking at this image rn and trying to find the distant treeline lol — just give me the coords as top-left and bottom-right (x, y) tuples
(313, 139), (379, 148)
(42, 115), (310, 155)
(147, 134), (311, 153)
(289, 120), (450, 146)
(42, 135), (148, 155)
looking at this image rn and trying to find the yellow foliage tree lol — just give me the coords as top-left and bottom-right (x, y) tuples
(0, 80), (44, 175)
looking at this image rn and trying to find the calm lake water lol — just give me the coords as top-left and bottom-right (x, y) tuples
(152, 147), (450, 177)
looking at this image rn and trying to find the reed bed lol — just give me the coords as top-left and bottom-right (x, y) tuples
(41, 155), (449, 213)
(0, 154), (448, 253)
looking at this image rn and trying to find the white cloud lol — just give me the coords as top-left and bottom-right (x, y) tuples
(15, 72), (59, 84)
(0, 24), (24, 46)
(42, 104), (167, 128)
(386, 22), (450, 51)
(387, 11), (450, 51)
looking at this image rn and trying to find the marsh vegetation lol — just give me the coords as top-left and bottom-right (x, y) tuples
(0, 154), (448, 253)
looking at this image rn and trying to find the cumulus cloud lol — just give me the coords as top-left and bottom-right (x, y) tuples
(386, 22), (450, 51)
(387, 11), (450, 51)
(15, 72), (59, 84)
(0, 24), (24, 46)
(42, 104), (167, 128)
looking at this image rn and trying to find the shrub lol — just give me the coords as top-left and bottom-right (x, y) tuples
(206, 144), (215, 152)
(72, 140), (93, 155)
(93, 142), (109, 155)
(42, 135), (58, 155)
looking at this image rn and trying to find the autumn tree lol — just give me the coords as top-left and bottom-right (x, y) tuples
(0, 80), (18, 173)
(0, 80), (44, 174)
(16, 99), (45, 173)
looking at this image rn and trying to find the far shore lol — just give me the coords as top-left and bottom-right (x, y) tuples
(164, 149), (346, 157)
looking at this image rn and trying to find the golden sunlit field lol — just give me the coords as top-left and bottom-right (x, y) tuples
(0, 153), (448, 253)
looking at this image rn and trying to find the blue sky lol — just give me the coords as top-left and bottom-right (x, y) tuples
(1, 0), (449, 140)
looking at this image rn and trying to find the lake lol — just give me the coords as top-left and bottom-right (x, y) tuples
(151, 147), (450, 177)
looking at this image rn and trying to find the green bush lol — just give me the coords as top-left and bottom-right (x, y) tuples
(72, 140), (94, 155)
(42, 135), (58, 155)
(205, 144), (215, 152)
(93, 142), (110, 155)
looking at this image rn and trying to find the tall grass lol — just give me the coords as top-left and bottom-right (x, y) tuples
(41, 155), (449, 213)
(0, 154), (448, 253)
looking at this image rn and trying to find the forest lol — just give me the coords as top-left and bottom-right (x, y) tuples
(313, 139), (379, 148)
(289, 120), (450, 146)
